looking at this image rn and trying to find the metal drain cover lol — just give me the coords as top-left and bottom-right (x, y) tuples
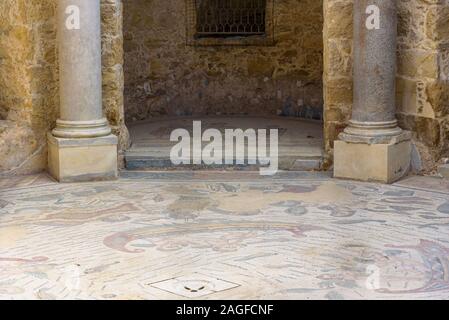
(148, 274), (240, 298)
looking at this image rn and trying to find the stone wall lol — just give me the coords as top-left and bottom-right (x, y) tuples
(1, 0), (448, 175)
(0, 0), (58, 175)
(101, 0), (129, 167)
(0, 0), (128, 175)
(324, 0), (449, 171)
(123, 0), (324, 121)
(396, 0), (449, 170)
(323, 0), (353, 163)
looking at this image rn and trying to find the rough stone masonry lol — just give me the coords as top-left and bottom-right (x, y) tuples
(0, 0), (448, 179)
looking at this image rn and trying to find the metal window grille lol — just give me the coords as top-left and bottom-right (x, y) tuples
(195, 0), (267, 38)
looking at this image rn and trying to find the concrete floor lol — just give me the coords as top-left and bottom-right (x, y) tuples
(125, 116), (323, 170)
(1, 171), (449, 300)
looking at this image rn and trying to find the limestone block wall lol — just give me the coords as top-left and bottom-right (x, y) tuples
(1, 0), (448, 175)
(0, 0), (128, 175)
(123, 0), (324, 121)
(323, 0), (449, 171)
(396, 0), (449, 170)
(0, 0), (58, 175)
(323, 0), (353, 161)
(101, 0), (129, 166)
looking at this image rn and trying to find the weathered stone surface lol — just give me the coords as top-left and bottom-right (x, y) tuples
(438, 164), (449, 180)
(323, 0), (354, 159)
(0, 0), (58, 175)
(1, 0), (448, 176)
(48, 133), (118, 182)
(0, 0), (128, 175)
(101, 0), (129, 167)
(334, 139), (412, 184)
(45, 0), (119, 183)
(334, 0), (412, 183)
(325, 0), (449, 170)
(123, 0), (324, 121)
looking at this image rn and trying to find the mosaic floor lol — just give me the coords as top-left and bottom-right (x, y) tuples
(126, 116), (323, 170)
(0, 171), (449, 300)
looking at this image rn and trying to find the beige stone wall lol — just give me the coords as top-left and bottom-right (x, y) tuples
(323, 0), (353, 163)
(1, 0), (448, 175)
(324, 0), (449, 170)
(0, 0), (58, 175)
(123, 0), (324, 121)
(396, 1), (449, 170)
(0, 0), (128, 175)
(101, 0), (129, 167)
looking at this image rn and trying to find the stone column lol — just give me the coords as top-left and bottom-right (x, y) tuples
(334, 0), (411, 183)
(48, 0), (118, 182)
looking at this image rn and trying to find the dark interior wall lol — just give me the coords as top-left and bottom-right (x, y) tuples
(123, 0), (324, 122)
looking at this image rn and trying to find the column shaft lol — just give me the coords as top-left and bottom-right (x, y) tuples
(344, 0), (402, 139)
(53, 0), (110, 138)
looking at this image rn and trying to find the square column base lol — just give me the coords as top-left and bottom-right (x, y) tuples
(334, 139), (411, 184)
(48, 133), (118, 182)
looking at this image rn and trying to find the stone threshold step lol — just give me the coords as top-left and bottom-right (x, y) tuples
(125, 155), (323, 171)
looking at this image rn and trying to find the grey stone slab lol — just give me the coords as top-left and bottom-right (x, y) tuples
(438, 164), (449, 179)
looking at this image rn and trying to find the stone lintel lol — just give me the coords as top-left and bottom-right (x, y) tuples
(334, 137), (411, 184)
(48, 133), (118, 183)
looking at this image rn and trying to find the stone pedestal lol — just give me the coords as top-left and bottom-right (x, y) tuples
(48, 0), (117, 182)
(48, 134), (118, 182)
(334, 132), (411, 184)
(334, 0), (411, 183)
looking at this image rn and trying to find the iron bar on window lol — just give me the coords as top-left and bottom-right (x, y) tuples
(195, 0), (267, 38)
